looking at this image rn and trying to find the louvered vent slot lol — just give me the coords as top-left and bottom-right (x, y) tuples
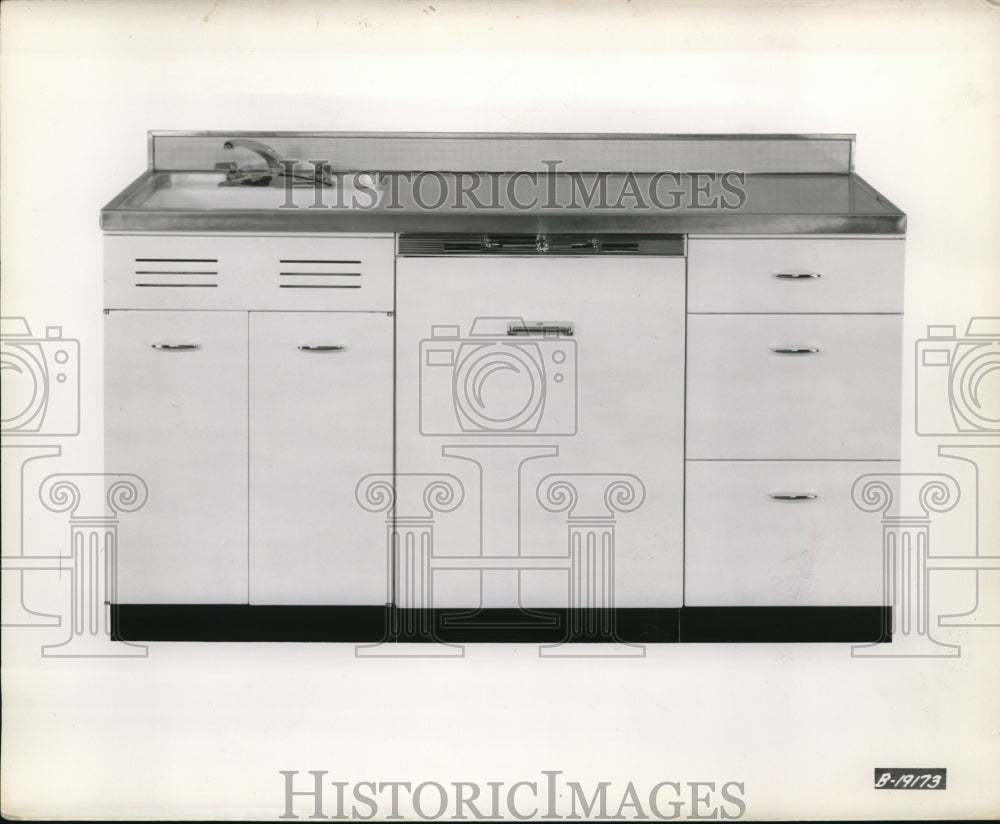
(277, 259), (363, 289)
(598, 241), (641, 253)
(133, 258), (219, 288)
(443, 240), (488, 252)
(634, 236), (687, 256)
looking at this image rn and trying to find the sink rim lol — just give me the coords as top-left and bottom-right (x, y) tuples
(109, 170), (390, 213)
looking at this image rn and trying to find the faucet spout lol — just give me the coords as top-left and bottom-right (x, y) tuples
(223, 138), (285, 175)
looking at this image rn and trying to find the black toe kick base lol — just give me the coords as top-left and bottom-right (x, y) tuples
(111, 605), (890, 644)
(678, 606), (892, 643)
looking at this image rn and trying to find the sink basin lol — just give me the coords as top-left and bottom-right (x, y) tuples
(125, 172), (388, 211)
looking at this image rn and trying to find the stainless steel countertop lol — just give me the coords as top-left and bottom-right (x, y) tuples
(100, 170), (906, 234)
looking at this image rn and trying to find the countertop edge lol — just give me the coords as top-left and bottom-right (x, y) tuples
(100, 211), (907, 235)
(100, 171), (907, 236)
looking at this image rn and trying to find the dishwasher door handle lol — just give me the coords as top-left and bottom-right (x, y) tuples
(507, 321), (574, 337)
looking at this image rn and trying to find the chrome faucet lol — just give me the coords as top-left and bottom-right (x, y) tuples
(222, 138), (285, 175)
(218, 138), (332, 188)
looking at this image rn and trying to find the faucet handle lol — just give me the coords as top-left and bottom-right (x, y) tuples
(213, 161), (242, 181)
(310, 160), (334, 185)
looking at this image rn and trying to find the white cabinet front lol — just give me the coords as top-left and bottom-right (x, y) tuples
(106, 310), (249, 603)
(686, 237), (904, 314)
(395, 256), (686, 609)
(249, 312), (392, 605)
(686, 314), (903, 460)
(685, 460), (894, 606)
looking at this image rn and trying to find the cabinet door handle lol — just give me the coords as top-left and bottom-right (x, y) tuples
(769, 493), (818, 501)
(151, 343), (200, 351)
(507, 321), (574, 337)
(297, 344), (346, 352)
(770, 346), (820, 355)
(773, 271), (822, 280)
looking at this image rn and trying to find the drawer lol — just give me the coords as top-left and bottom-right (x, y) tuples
(687, 237), (904, 313)
(687, 314), (902, 459)
(685, 460), (895, 606)
(105, 234), (394, 310)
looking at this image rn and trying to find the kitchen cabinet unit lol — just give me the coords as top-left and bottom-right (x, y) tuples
(102, 132), (905, 643)
(685, 236), (903, 613)
(105, 233), (395, 613)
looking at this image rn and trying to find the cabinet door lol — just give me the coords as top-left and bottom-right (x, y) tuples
(249, 312), (392, 605)
(106, 311), (248, 603)
(396, 256), (685, 609)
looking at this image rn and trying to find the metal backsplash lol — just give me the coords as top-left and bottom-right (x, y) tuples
(149, 132), (855, 175)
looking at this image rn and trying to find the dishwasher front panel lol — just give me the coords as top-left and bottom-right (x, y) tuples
(395, 255), (685, 610)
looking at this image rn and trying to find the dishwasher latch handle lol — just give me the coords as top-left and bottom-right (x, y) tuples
(507, 321), (575, 337)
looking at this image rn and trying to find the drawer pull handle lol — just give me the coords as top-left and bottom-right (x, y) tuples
(769, 493), (818, 501)
(298, 344), (346, 352)
(770, 346), (820, 355)
(773, 271), (822, 280)
(507, 321), (574, 337)
(151, 343), (200, 351)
